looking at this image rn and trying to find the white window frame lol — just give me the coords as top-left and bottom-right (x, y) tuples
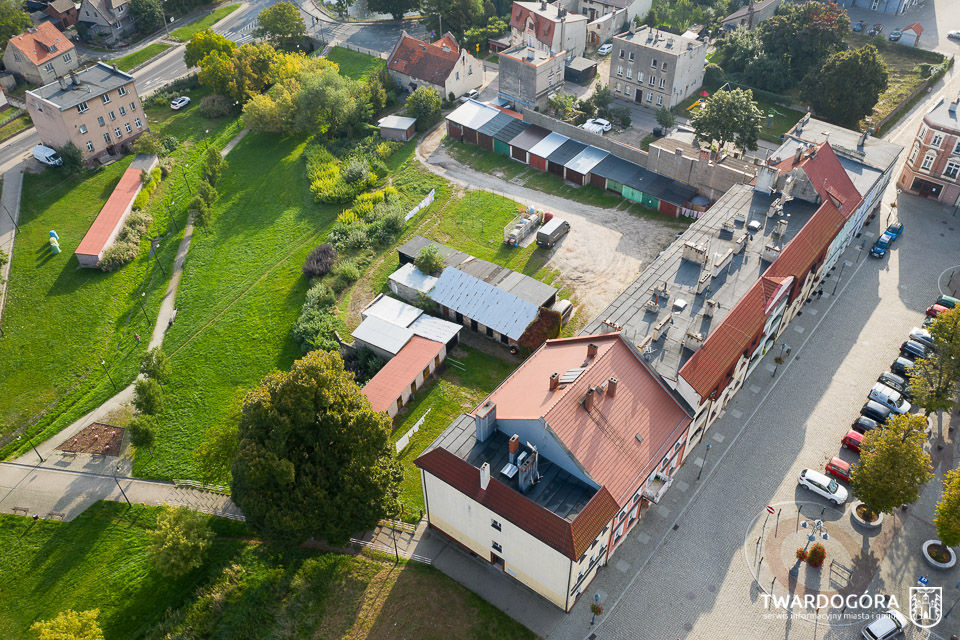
(921, 151), (936, 171)
(77, 101), (89, 113)
(659, 77), (665, 89)
(617, 65), (623, 76)
(101, 94), (111, 104)
(119, 106), (126, 116)
(109, 111), (116, 121)
(62, 52), (72, 63)
(79, 124), (87, 134)
(646, 93), (652, 103)
(656, 95), (663, 106)
(662, 62), (668, 71)
(626, 68), (632, 79)
(114, 127), (122, 138)
(44, 63), (54, 73)
(953, 140), (960, 155)
(944, 159), (960, 180)
(909, 142), (919, 164)
(118, 86), (127, 97)
(649, 75), (655, 86)
(135, 118), (142, 128)
(628, 51), (634, 62)
(117, 4), (123, 12)
(931, 133), (943, 148)
(86, 140), (94, 152)
(103, 132), (111, 143)
(625, 85), (631, 96)
(651, 58), (657, 68)
(130, 101), (137, 111)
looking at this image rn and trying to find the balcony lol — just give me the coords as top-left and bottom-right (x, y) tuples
(642, 471), (673, 504)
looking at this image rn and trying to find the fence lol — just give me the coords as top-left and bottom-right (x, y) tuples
(404, 188), (435, 221)
(333, 41), (388, 61)
(174, 478), (231, 494)
(395, 407), (430, 453)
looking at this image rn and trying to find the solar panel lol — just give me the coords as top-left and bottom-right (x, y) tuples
(559, 368), (585, 384)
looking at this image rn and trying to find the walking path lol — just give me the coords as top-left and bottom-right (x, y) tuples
(0, 165), (22, 325)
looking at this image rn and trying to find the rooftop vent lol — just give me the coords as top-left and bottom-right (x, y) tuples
(681, 241), (707, 265)
(635, 433), (644, 443)
(480, 462), (491, 490)
(508, 434), (520, 464)
(673, 299), (688, 313)
(652, 315), (672, 341)
(559, 368), (585, 384)
(747, 220), (762, 233)
(703, 299), (719, 318)
(517, 444), (539, 493)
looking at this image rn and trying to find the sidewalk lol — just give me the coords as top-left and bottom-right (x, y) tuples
(0, 164), (22, 325)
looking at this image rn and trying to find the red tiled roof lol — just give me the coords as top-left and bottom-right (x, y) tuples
(510, 4), (556, 48)
(416, 447), (620, 560)
(767, 201), (844, 284)
(480, 333), (691, 505)
(388, 31), (461, 86)
(75, 168), (142, 260)
(759, 275), (790, 310)
(773, 142), (862, 217)
(7, 22), (74, 67)
(362, 335), (445, 413)
(902, 22), (923, 35)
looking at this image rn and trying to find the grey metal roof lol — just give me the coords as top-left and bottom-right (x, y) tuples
(564, 145), (609, 175)
(528, 132), (569, 159)
(547, 139), (588, 165)
(445, 99), (500, 131)
(408, 315), (462, 345)
(428, 267), (539, 341)
(590, 154), (642, 184)
(492, 118), (528, 143)
(508, 124), (551, 152)
(388, 262), (438, 294)
(379, 115), (417, 130)
(362, 295), (423, 328)
(624, 166), (697, 205)
(351, 315), (414, 356)
(477, 112), (516, 137)
(565, 56), (597, 72)
(784, 116), (903, 172)
(28, 62), (135, 111)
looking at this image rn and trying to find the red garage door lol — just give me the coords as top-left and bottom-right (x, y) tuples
(590, 173), (606, 190)
(659, 201), (678, 217)
(566, 168), (586, 185)
(529, 154), (547, 170)
(447, 123), (463, 139)
(478, 133), (494, 151)
(464, 128), (478, 145)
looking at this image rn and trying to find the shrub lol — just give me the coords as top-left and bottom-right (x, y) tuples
(517, 306), (562, 356)
(703, 63), (726, 86)
(161, 135), (179, 154)
(148, 505), (214, 578)
(292, 306), (343, 353)
(303, 243), (337, 278)
(132, 190), (150, 211)
(332, 259), (361, 283)
(58, 142), (84, 174)
(304, 281), (336, 309)
(199, 93), (232, 118)
(133, 378), (164, 415)
(337, 209), (358, 224)
(609, 106), (632, 128)
(127, 414), (156, 448)
(795, 547), (808, 561)
(414, 244), (445, 275)
(196, 180), (218, 206)
(99, 241), (139, 271)
(342, 157), (371, 184)
(807, 542), (826, 568)
(375, 140), (400, 160)
(0, 248), (8, 270)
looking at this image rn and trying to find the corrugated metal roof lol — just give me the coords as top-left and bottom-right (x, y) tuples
(362, 295), (423, 328)
(624, 166), (697, 206)
(379, 115), (417, 130)
(589, 154), (641, 184)
(547, 139), (588, 165)
(363, 336), (445, 413)
(492, 118), (528, 143)
(508, 124), (551, 151)
(445, 99), (500, 130)
(409, 315), (462, 344)
(351, 315), (414, 356)
(476, 112), (517, 137)
(528, 132), (569, 159)
(564, 145), (609, 175)
(388, 262), (438, 295)
(428, 267), (539, 340)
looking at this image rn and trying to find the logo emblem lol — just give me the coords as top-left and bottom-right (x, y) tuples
(909, 586), (942, 629)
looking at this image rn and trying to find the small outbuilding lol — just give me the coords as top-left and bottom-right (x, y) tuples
(389, 262), (439, 303)
(378, 115), (417, 141)
(564, 57), (598, 84)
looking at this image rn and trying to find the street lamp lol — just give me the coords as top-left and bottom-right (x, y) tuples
(832, 260), (851, 296)
(99, 357), (117, 391)
(771, 343), (791, 377)
(180, 163), (192, 194)
(697, 443), (712, 480)
(203, 129), (209, 150)
(137, 292), (151, 325)
(114, 462), (131, 507)
(165, 199), (178, 234)
(17, 435), (43, 463)
(789, 519), (829, 577)
(2, 203), (20, 234)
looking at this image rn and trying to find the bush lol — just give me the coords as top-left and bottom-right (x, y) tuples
(127, 414), (156, 448)
(0, 248), (7, 270)
(148, 505), (214, 578)
(332, 259), (361, 283)
(161, 135), (179, 154)
(704, 63), (726, 86)
(414, 244), (445, 275)
(342, 157), (371, 184)
(517, 306), (562, 356)
(133, 378), (164, 415)
(196, 179), (218, 206)
(99, 241), (139, 271)
(58, 142), (84, 174)
(199, 93), (232, 118)
(303, 243), (337, 277)
(795, 547), (808, 561)
(292, 305), (343, 353)
(609, 106), (631, 128)
(375, 140), (400, 160)
(807, 542), (827, 567)
(304, 281), (336, 309)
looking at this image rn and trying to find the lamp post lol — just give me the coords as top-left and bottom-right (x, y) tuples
(2, 203), (19, 234)
(234, 101), (241, 132)
(165, 199), (178, 234)
(789, 518), (829, 577)
(17, 435), (43, 463)
(137, 292), (151, 325)
(698, 443), (712, 480)
(180, 163), (192, 194)
(99, 357), (117, 391)
(203, 129), (209, 150)
(114, 462), (131, 507)
(772, 343), (791, 377)
(832, 260), (851, 296)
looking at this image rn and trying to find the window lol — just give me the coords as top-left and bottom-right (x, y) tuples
(115, 21), (121, 28)
(649, 75), (655, 86)
(455, 72), (460, 80)
(118, 86), (127, 97)
(500, 333), (509, 345)
(491, 519), (502, 531)
(119, 106), (126, 116)
(468, 64), (473, 75)
(909, 143), (919, 164)
(659, 78), (665, 89)
(12, 52), (21, 62)
(945, 159), (960, 180)
(656, 95), (663, 106)
(103, 132), (111, 143)
(486, 326), (493, 337)
(114, 127), (122, 138)
(102, 94), (111, 104)
(614, 81), (621, 92)
(647, 93), (652, 102)
(618, 49), (624, 59)
(79, 124), (87, 134)
(628, 51), (634, 62)
(125, 123), (132, 133)
(44, 63), (54, 73)
(616, 65), (623, 76)
(931, 133), (943, 148)
(135, 118), (142, 128)
(625, 85), (631, 96)
(492, 541), (502, 553)
(63, 52), (72, 63)
(130, 101), (137, 111)
(662, 62), (668, 71)
(626, 68), (632, 79)
(651, 58), (657, 68)
(97, 116), (105, 126)
(117, 3), (123, 11)
(86, 141), (94, 152)
(953, 140), (960, 155)
(109, 111), (116, 121)
(921, 151), (936, 171)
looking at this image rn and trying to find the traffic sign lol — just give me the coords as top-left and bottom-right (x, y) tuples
(766, 505), (775, 514)
(918, 575), (929, 586)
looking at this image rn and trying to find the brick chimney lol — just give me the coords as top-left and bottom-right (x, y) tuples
(549, 371), (559, 391)
(584, 388), (595, 411)
(508, 434), (520, 464)
(607, 377), (618, 398)
(587, 343), (598, 358)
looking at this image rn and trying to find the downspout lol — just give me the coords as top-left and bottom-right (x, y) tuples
(421, 469), (431, 526)
(565, 556), (573, 611)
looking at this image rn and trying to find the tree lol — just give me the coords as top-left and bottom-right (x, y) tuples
(30, 609), (104, 640)
(129, 0), (163, 33)
(588, 83), (613, 118)
(909, 306), (960, 416)
(333, 0), (354, 17)
(365, 0), (416, 20)
(198, 43), (278, 104)
(420, 0), (484, 38)
(140, 346), (170, 384)
(133, 378), (164, 415)
(415, 244), (445, 275)
(294, 68), (366, 136)
(254, 1), (305, 51)
(0, 0), (32, 51)
(718, 26), (764, 74)
(655, 107), (676, 130)
(195, 180), (218, 207)
(802, 45), (888, 127)
(463, 15), (508, 53)
(691, 88), (762, 152)
(759, 1), (849, 80)
(547, 92), (576, 121)
(201, 146), (227, 186)
(126, 414), (156, 448)
(608, 106), (631, 129)
(147, 505), (214, 577)
(850, 414), (933, 520)
(935, 465), (960, 548)
(743, 54), (792, 94)
(184, 29), (236, 68)
(188, 196), (211, 231)
(231, 350), (402, 545)
(405, 86), (442, 131)
(58, 142), (84, 175)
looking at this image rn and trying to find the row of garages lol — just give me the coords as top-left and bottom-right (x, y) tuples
(445, 100), (701, 217)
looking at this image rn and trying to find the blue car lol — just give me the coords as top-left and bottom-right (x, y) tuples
(853, 20), (866, 32)
(884, 222), (904, 241)
(871, 232), (893, 258)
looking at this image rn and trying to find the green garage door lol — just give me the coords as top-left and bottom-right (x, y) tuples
(622, 185), (643, 203)
(493, 139), (511, 156)
(606, 179), (623, 194)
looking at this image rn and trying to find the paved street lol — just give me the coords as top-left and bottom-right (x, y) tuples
(843, 0), (960, 54)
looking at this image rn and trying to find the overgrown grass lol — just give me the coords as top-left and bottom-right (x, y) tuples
(325, 46), (385, 80)
(113, 43), (172, 71)
(0, 112), (31, 140)
(522, 172), (625, 207)
(168, 4), (241, 42)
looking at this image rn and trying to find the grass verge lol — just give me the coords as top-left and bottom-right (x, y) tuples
(168, 4), (241, 42)
(113, 43), (172, 71)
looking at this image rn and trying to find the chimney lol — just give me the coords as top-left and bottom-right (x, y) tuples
(793, 146), (803, 165)
(584, 388), (595, 411)
(70, 70), (79, 86)
(508, 434), (520, 464)
(549, 371), (559, 391)
(474, 401), (497, 442)
(112, 63), (118, 73)
(517, 445), (538, 493)
(858, 130), (867, 147)
(607, 377), (618, 398)
(587, 343), (598, 358)
(57, 75), (67, 90)
(480, 462), (491, 490)
(540, 0), (546, 9)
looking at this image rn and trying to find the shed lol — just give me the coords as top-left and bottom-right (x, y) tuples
(445, 99), (499, 144)
(901, 22), (923, 46)
(588, 154), (639, 193)
(491, 118), (528, 156)
(508, 124), (551, 163)
(351, 315), (415, 360)
(563, 145), (608, 185)
(546, 139), (587, 176)
(378, 115), (417, 141)
(362, 336), (447, 418)
(476, 112), (517, 151)
(362, 294), (424, 327)
(527, 132), (569, 171)
(564, 57), (597, 84)
(388, 262), (439, 302)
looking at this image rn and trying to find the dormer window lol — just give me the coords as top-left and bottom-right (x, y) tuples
(117, 4), (123, 12)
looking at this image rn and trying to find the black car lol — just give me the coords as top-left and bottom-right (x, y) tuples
(852, 415), (881, 434)
(891, 357), (915, 377)
(861, 400), (891, 424)
(878, 372), (911, 398)
(900, 340), (930, 361)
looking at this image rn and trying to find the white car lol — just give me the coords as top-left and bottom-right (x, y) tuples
(598, 43), (613, 55)
(32, 144), (62, 166)
(798, 468), (848, 504)
(861, 608), (907, 639)
(458, 89), (480, 103)
(592, 117), (612, 132)
(170, 96), (191, 110)
(948, 30), (960, 40)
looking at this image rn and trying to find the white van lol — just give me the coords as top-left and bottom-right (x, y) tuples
(32, 145), (62, 166)
(868, 383), (911, 414)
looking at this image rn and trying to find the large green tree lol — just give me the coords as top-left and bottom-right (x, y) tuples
(31, 609), (104, 640)
(184, 28), (236, 68)
(366, 0), (416, 20)
(133, 378), (163, 415)
(420, 0), (484, 38)
(463, 15), (507, 53)
(802, 45), (888, 127)
(909, 306), (960, 416)
(719, 26), (764, 74)
(230, 350), (402, 545)
(405, 86), (442, 131)
(140, 347), (170, 385)
(254, 1), (305, 51)
(691, 88), (762, 152)
(850, 414), (933, 519)
(147, 505), (215, 577)
(197, 42), (278, 104)
(935, 465), (960, 548)
(0, 0), (32, 51)
(129, 0), (163, 33)
(758, 1), (849, 80)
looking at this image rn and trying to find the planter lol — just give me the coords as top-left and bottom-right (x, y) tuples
(851, 501), (884, 529)
(922, 540), (957, 569)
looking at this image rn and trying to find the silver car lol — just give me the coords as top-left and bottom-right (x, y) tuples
(861, 608), (907, 639)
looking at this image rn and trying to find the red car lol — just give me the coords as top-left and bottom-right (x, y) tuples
(841, 430), (863, 453)
(927, 304), (948, 318)
(825, 457), (852, 482)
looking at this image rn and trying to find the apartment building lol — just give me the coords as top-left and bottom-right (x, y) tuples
(497, 45), (566, 110)
(897, 93), (960, 206)
(609, 25), (706, 109)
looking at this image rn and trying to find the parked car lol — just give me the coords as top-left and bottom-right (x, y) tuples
(170, 96), (191, 110)
(852, 416), (881, 434)
(936, 294), (958, 309)
(884, 222), (904, 241)
(860, 400), (891, 424)
(891, 357), (915, 377)
(537, 217), (570, 248)
(582, 118), (612, 134)
(458, 89), (480, 103)
(878, 371), (910, 398)
(888, 29), (902, 41)
(900, 339), (930, 361)
(948, 30), (960, 40)
(870, 232), (894, 258)
(926, 303), (948, 317)
(32, 144), (62, 166)
(798, 468), (848, 504)
(825, 457), (852, 482)
(853, 20), (866, 32)
(861, 608), (908, 639)
(598, 43), (613, 55)
(908, 327), (935, 351)
(868, 24), (883, 36)
(868, 383), (911, 414)
(841, 429), (864, 453)
(592, 118), (612, 132)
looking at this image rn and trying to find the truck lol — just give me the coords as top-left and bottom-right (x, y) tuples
(536, 217), (570, 248)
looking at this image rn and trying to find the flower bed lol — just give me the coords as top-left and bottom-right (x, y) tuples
(56, 422), (124, 456)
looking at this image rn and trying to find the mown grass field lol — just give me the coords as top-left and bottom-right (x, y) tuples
(169, 3), (241, 42)
(324, 46), (384, 80)
(0, 501), (536, 640)
(113, 43), (172, 72)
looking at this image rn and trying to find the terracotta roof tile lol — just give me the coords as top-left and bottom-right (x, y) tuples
(774, 141), (862, 216)
(7, 22), (74, 67)
(362, 336), (445, 413)
(510, 4), (556, 48)
(388, 32), (461, 86)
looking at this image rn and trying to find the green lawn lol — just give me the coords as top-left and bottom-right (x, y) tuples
(0, 113), (32, 140)
(0, 501), (535, 640)
(445, 141), (529, 181)
(677, 82), (806, 144)
(113, 43), (172, 72)
(168, 4), (241, 42)
(391, 346), (517, 520)
(522, 171), (625, 208)
(324, 46), (385, 80)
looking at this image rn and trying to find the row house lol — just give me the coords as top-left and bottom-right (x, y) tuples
(898, 94), (960, 207)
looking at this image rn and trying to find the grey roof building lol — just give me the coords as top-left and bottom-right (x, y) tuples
(429, 267), (540, 342)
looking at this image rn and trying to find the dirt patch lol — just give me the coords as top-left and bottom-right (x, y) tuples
(56, 422), (124, 456)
